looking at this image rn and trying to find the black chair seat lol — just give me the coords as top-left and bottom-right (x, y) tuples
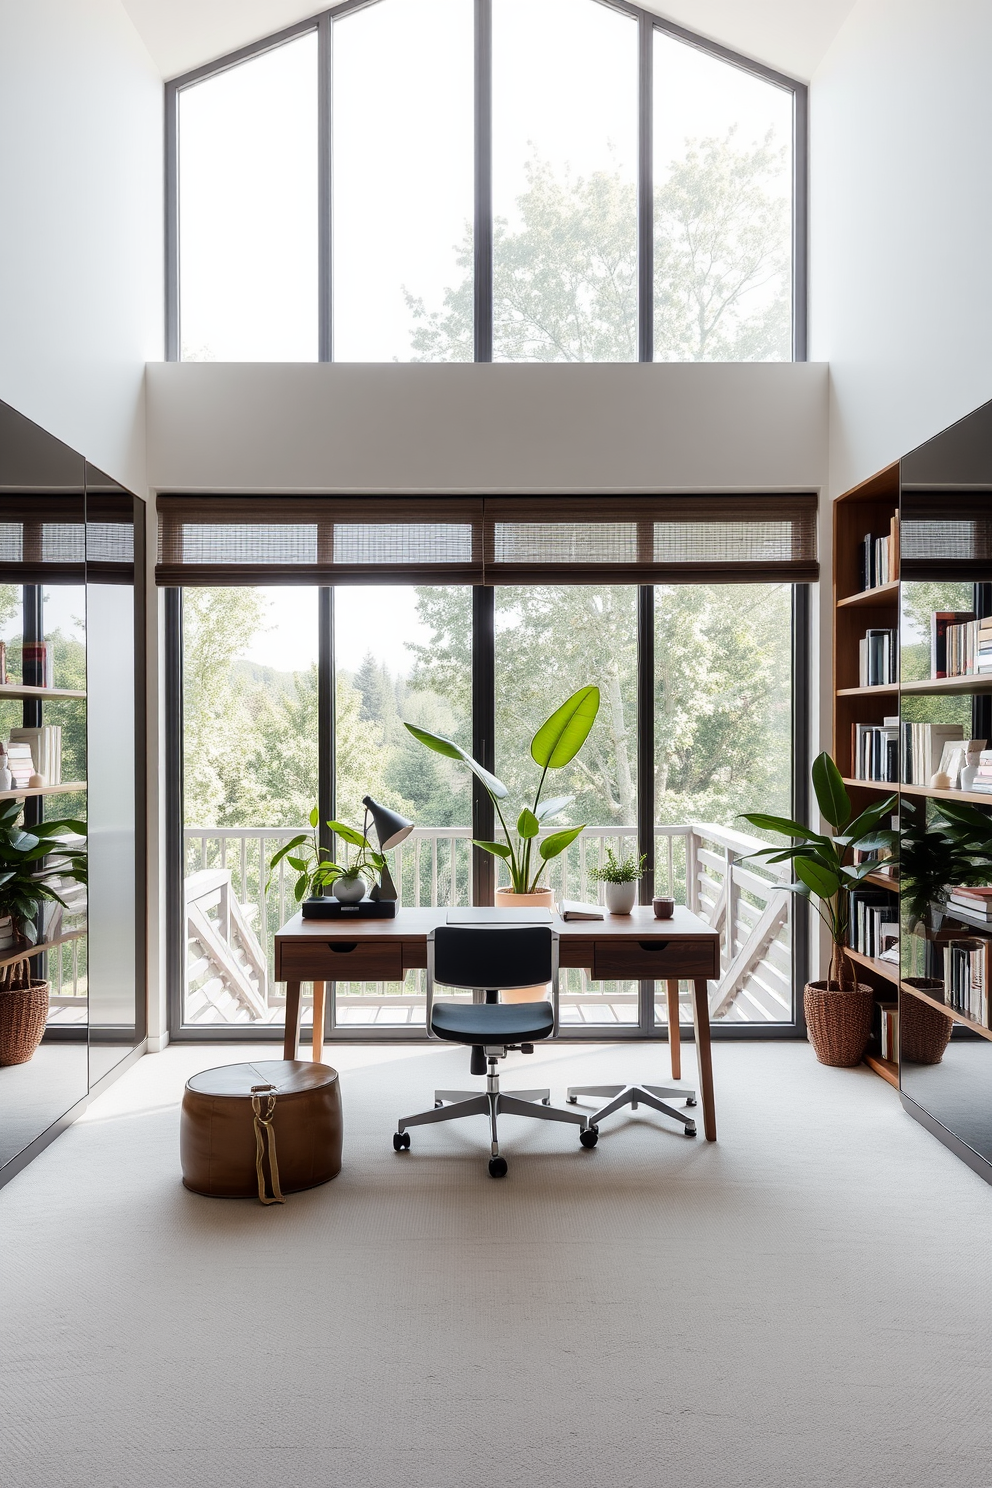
(431, 998), (555, 1045)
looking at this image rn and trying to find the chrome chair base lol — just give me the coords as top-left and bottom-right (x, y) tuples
(566, 1082), (698, 1136)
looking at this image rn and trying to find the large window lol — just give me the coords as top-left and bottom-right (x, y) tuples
(168, 1), (805, 364)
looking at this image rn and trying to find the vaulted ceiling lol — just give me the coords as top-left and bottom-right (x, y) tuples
(121, 0), (858, 83)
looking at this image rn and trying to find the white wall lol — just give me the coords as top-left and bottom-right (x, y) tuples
(811, 0), (992, 496)
(146, 361), (828, 492)
(0, 0), (162, 495)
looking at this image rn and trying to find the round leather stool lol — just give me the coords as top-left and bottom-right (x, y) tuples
(181, 1060), (342, 1202)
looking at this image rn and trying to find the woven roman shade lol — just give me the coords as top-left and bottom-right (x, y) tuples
(156, 494), (818, 586)
(0, 496), (85, 584)
(900, 491), (992, 580)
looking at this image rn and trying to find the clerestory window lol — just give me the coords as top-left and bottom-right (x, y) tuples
(167, 0), (805, 365)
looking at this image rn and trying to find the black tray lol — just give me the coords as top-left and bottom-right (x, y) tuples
(301, 897), (397, 919)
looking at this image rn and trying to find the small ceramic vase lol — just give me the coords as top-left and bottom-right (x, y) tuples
(331, 874), (366, 904)
(604, 880), (637, 915)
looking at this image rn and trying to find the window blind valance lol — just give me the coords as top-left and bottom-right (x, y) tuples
(156, 494), (818, 587)
(0, 496), (85, 583)
(900, 491), (992, 580)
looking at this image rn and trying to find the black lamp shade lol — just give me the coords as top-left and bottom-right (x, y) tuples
(362, 795), (414, 852)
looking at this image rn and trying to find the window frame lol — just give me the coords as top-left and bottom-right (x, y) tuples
(164, 0), (808, 365)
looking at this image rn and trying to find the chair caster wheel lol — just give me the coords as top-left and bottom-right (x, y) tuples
(566, 1096), (578, 1104)
(579, 1127), (599, 1149)
(685, 1097), (697, 1107)
(684, 1124), (696, 1137)
(488, 1157), (508, 1178)
(393, 1131), (411, 1151)
(434, 1101), (443, 1108)
(542, 1097), (551, 1106)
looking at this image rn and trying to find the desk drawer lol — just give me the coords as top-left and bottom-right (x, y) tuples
(279, 942), (403, 982)
(591, 940), (718, 981)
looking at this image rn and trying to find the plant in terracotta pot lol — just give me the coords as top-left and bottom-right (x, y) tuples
(268, 807), (387, 905)
(740, 752), (898, 1067)
(0, 799), (87, 1066)
(589, 849), (647, 915)
(405, 686), (601, 911)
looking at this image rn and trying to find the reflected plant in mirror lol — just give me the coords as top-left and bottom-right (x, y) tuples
(899, 797), (992, 931)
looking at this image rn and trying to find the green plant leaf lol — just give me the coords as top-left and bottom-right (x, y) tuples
(811, 752), (851, 831)
(534, 794), (573, 822)
(739, 811), (827, 842)
(268, 835), (308, 869)
(472, 840), (512, 859)
(517, 808), (540, 839)
(294, 877), (308, 901)
(326, 821), (367, 848)
(539, 826), (585, 861)
(530, 687), (600, 770)
(795, 858), (840, 898)
(309, 806), (319, 828)
(404, 723), (509, 798)
(286, 856), (307, 871)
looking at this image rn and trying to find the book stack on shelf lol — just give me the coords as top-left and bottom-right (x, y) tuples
(901, 722), (965, 785)
(878, 1002), (898, 1061)
(20, 639), (54, 689)
(848, 887), (899, 963)
(859, 628), (897, 686)
(853, 717), (899, 782)
(942, 938), (989, 1026)
(969, 750), (992, 796)
(9, 725), (61, 786)
(859, 518), (899, 591)
(933, 612), (992, 678)
(5, 741), (35, 789)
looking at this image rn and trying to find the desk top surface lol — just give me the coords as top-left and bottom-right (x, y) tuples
(276, 903), (718, 943)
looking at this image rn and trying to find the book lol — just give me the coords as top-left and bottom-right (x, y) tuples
(20, 640), (54, 689)
(901, 722), (964, 784)
(859, 628), (897, 686)
(931, 611), (976, 678)
(560, 900), (606, 922)
(878, 1002), (898, 1061)
(9, 726), (61, 786)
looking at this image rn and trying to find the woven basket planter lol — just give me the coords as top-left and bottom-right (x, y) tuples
(0, 979), (50, 1065)
(901, 981), (953, 1064)
(804, 980), (874, 1067)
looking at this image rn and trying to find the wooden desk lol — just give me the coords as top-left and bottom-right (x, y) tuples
(275, 905), (720, 1140)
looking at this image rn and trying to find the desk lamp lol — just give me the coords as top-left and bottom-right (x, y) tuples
(363, 795), (413, 901)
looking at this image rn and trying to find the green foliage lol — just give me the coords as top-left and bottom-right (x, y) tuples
(267, 814), (386, 903)
(900, 797), (992, 928)
(406, 687), (600, 894)
(741, 752), (898, 987)
(589, 848), (647, 886)
(0, 798), (87, 946)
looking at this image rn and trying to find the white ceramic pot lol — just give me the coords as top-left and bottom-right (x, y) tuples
(494, 886), (555, 1002)
(331, 874), (366, 904)
(604, 880), (637, 915)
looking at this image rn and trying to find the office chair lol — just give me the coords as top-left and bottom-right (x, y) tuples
(393, 925), (596, 1177)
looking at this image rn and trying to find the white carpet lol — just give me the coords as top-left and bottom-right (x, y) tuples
(2, 1039), (992, 1488)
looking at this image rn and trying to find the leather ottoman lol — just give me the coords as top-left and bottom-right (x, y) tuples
(181, 1060), (342, 1203)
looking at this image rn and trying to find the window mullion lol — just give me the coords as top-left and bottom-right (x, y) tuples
(474, 0), (493, 362)
(318, 11), (333, 361)
(637, 13), (653, 363)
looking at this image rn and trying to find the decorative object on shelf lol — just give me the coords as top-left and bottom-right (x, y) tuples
(589, 848), (647, 916)
(900, 983), (953, 1064)
(405, 686), (600, 900)
(0, 798), (87, 1066)
(267, 801), (412, 913)
(21, 639), (53, 689)
(10, 725), (61, 786)
(740, 751), (898, 1067)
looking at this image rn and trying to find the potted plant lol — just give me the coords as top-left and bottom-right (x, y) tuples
(268, 808), (388, 906)
(0, 799), (87, 1066)
(589, 848), (646, 915)
(740, 752), (898, 1067)
(405, 686), (601, 913)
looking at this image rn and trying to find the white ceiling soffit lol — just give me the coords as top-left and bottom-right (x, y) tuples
(123, 0), (857, 84)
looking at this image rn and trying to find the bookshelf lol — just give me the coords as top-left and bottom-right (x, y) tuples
(0, 685), (85, 701)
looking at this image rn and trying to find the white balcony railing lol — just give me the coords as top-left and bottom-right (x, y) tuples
(181, 822), (792, 1029)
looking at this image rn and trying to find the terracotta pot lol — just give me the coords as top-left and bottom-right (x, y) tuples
(494, 887), (554, 1002)
(901, 980), (953, 1064)
(803, 979), (874, 1067)
(0, 979), (49, 1065)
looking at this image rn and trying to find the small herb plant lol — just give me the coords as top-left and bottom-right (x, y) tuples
(268, 808), (386, 904)
(406, 686), (600, 895)
(589, 849), (646, 885)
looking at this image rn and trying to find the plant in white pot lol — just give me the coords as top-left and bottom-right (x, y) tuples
(267, 808), (388, 905)
(589, 848), (647, 915)
(405, 686), (601, 915)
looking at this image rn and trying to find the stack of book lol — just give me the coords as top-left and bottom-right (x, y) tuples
(859, 628), (898, 686)
(0, 915), (14, 954)
(848, 888), (899, 961)
(943, 938), (989, 1025)
(9, 726), (61, 785)
(878, 1001), (898, 1061)
(948, 886), (992, 923)
(859, 516), (899, 591)
(901, 722), (964, 784)
(938, 614), (992, 678)
(971, 751), (992, 795)
(5, 741), (35, 788)
(20, 640), (54, 688)
(853, 718), (899, 782)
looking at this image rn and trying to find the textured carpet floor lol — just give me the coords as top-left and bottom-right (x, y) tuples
(2, 1039), (992, 1488)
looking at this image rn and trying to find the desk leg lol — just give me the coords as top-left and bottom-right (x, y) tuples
(311, 981), (326, 1065)
(283, 981), (302, 1062)
(666, 979), (682, 1080)
(691, 978), (716, 1141)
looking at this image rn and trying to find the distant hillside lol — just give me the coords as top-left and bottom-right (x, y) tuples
(229, 658), (308, 698)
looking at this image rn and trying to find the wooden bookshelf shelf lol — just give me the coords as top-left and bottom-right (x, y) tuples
(899, 782), (992, 806)
(836, 581), (900, 609)
(0, 684), (85, 701)
(836, 684), (899, 697)
(900, 980), (992, 1043)
(841, 776), (898, 793)
(847, 947), (901, 985)
(0, 928), (85, 974)
(0, 781), (85, 801)
(864, 871), (899, 891)
(899, 674), (992, 696)
(864, 1054), (899, 1088)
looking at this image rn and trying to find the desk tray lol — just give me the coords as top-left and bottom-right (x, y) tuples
(301, 898), (396, 919)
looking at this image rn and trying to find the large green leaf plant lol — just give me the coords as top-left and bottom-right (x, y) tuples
(740, 752), (897, 990)
(0, 799), (87, 984)
(406, 686), (601, 895)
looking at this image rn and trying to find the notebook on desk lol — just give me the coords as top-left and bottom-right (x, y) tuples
(445, 907), (554, 925)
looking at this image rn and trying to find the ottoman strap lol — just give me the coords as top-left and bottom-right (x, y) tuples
(251, 1088), (285, 1206)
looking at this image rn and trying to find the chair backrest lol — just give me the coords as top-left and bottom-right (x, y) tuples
(431, 925), (555, 992)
